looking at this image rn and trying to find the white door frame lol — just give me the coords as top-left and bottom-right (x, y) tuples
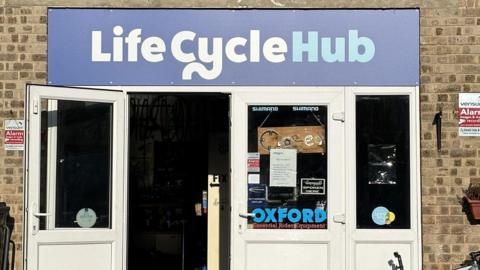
(345, 86), (421, 270)
(24, 85), (421, 270)
(24, 85), (126, 270)
(229, 87), (345, 270)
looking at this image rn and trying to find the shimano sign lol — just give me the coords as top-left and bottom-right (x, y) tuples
(48, 9), (419, 86)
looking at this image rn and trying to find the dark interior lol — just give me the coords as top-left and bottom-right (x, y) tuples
(128, 93), (230, 270)
(355, 95), (411, 229)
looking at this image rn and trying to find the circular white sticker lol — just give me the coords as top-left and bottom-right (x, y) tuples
(75, 208), (97, 228)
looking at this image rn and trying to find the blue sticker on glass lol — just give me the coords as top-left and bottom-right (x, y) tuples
(371, 206), (389, 226)
(248, 184), (267, 207)
(251, 208), (327, 224)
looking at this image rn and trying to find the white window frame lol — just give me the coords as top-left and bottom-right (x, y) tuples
(345, 86), (421, 270)
(24, 85), (422, 270)
(23, 85), (126, 270)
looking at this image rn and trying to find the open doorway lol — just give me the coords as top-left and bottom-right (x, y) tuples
(128, 93), (230, 270)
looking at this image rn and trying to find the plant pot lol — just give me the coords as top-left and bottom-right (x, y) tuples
(466, 197), (480, 220)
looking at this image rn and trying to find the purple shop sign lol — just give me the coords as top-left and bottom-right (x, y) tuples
(48, 9), (419, 86)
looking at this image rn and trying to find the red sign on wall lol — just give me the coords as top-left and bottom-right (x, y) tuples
(4, 120), (24, 150)
(459, 108), (480, 126)
(459, 94), (480, 136)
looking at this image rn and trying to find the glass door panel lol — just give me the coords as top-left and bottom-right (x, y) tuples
(231, 89), (345, 270)
(26, 85), (125, 270)
(247, 105), (328, 229)
(39, 99), (113, 230)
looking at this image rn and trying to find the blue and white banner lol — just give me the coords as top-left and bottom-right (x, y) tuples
(48, 9), (419, 86)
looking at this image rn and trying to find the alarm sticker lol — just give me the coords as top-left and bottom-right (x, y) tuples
(247, 152), (260, 172)
(4, 120), (24, 151)
(459, 93), (480, 136)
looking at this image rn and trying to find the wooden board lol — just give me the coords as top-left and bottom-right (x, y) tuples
(207, 175), (220, 270)
(257, 126), (325, 154)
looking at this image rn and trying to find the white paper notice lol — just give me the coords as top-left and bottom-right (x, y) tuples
(248, 174), (260, 184)
(269, 149), (297, 187)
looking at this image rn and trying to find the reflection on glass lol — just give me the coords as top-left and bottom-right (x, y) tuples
(39, 101), (48, 230)
(356, 96), (410, 229)
(247, 105), (328, 229)
(40, 99), (113, 229)
(368, 144), (397, 185)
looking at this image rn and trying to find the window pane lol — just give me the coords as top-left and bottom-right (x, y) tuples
(356, 96), (410, 229)
(247, 105), (328, 229)
(39, 100), (48, 230)
(40, 99), (113, 229)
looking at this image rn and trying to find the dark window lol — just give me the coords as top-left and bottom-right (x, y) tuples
(54, 100), (113, 228)
(356, 96), (411, 229)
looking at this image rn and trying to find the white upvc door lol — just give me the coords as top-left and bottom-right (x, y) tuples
(25, 85), (126, 270)
(345, 87), (421, 270)
(231, 88), (345, 270)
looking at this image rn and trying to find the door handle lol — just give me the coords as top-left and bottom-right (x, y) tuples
(333, 214), (346, 224)
(33, 212), (51, 217)
(32, 211), (51, 235)
(239, 213), (255, 219)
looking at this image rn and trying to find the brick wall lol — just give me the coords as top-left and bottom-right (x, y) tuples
(420, 2), (480, 269)
(0, 5), (47, 269)
(0, 0), (479, 270)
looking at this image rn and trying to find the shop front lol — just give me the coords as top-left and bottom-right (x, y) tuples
(24, 9), (420, 270)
